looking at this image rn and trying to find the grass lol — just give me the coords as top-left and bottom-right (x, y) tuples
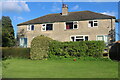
(2, 58), (118, 78)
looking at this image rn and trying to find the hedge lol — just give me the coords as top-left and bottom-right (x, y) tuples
(49, 41), (105, 58)
(30, 35), (53, 60)
(2, 47), (30, 59)
(30, 35), (105, 59)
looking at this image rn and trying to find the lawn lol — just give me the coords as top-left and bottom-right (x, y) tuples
(2, 58), (118, 78)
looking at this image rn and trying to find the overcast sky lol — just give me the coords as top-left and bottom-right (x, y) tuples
(1, 1), (119, 40)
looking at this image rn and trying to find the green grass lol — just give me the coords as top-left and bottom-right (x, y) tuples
(2, 58), (118, 78)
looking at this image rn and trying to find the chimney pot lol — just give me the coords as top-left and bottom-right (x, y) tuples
(62, 4), (68, 15)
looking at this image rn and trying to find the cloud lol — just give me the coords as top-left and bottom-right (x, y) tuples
(71, 5), (79, 10)
(13, 16), (24, 20)
(51, 3), (61, 12)
(101, 11), (116, 16)
(2, 1), (30, 13)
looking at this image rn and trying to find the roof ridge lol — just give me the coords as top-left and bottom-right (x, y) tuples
(68, 10), (90, 13)
(17, 10), (116, 26)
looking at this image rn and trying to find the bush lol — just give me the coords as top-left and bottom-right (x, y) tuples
(2, 47), (30, 59)
(30, 35), (53, 60)
(86, 41), (105, 57)
(49, 41), (105, 58)
(109, 42), (120, 61)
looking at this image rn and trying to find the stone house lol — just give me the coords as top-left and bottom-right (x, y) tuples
(17, 4), (116, 48)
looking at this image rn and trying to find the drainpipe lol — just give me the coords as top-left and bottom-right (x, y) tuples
(110, 18), (114, 43)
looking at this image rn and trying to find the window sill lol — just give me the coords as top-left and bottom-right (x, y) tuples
(42, 30), (53, 32)
(64, 29), (78, 31)
(88, 26), (98, 28)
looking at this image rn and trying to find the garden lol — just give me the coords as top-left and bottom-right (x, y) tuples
(2, 36), (119, 78)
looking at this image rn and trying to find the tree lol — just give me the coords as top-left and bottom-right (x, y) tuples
(1, 16), (15, 47)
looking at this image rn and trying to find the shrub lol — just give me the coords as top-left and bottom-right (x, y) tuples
(109, 42), (120, 61)
(86, 41), (105, 57)
(2, 47), (30, 59)
(30, 35), (53, 60)
(49, 41), (105, 58)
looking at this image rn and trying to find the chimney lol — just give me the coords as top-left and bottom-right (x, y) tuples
(62, 4), (68, 15)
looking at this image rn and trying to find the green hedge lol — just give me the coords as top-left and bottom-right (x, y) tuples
(30, 35), (53, 60)
(2, 47), (30, 59)
(49, 41), (105, 58)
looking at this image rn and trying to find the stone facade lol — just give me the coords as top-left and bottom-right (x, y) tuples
(17, 18), (115, 47)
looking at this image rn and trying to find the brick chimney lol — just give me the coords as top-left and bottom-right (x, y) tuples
(62, 4), (68, 15)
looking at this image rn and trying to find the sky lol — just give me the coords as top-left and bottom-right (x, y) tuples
(1, 1), (119, 40)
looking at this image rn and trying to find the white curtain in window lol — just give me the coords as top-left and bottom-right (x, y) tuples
(97, 36), (103, 41)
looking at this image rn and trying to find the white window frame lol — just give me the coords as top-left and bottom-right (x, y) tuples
(73, 21), (78, 29)
(20, 37), (27, 48)
(96, 35), (108, 43)
(27, 25), (35, 31)
(88, 20), (98, 27)
(65, 21), (78, 30)
(70, 35), (89, 41)
(41, 23), (53, 31)
(41, 24), (46, 31)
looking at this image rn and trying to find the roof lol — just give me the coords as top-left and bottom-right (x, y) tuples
(116, 19), (120, 23)
(17, 10), (116, 26)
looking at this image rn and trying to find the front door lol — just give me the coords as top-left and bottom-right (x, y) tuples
(20, 38), (27, 48)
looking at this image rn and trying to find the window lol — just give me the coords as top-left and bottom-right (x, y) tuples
(71, 35), (88, 41)
(20, 38), (27, 48)
(42, 24), (53, 31)
(88, 20), (98, 27)
(66, 21), (78, 30)
(27, 25), (34, 31)
(97, 35), (108, 43)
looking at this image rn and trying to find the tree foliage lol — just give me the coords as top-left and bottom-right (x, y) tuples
(1, 16), (15, 47)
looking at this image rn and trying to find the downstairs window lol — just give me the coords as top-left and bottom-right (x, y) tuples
(71, 35), (88, 41)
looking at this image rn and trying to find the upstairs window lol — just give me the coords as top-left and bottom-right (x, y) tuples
(71, 35), (88, 41)
(42, 24), (53, 31)
(66, 21), (78, 30)
(27, 25), (34, 31)
(88, 20), (98, 27)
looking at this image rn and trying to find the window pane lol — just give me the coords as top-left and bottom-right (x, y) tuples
(97, 36), (104, 41)
(66, 22), (73, 29)
(71, 37), (75, 41)
(66, 25), (70, 29)
(94, 21), (98, 22)
(20, 38), (27, 47)
(74, 25), (77, 29)
(89, 21), (93, 27)
(76, 39), (84, 41)
(28, 26), (30, 30)
(31, 25), (34, 30)
(42, 26), (46, 30)
(104, 35), (108, 43)
(46, 24), (53, 30)
(76, 36), (83, 38)
(94, 23), (98, 26)
(85, 36), (88, 41)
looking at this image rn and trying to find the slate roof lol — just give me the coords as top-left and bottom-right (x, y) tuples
(17, 10), (116, 26)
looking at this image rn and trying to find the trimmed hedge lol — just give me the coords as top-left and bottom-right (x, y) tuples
(49, 41), (105, 58)
(30, 35), (53, 60)
(2, 47), (30, 59)
(30, 35), (105, 59)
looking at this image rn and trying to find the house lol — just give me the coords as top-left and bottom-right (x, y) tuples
(116, 19), (120, 40)
(17, 4), (116, 48)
